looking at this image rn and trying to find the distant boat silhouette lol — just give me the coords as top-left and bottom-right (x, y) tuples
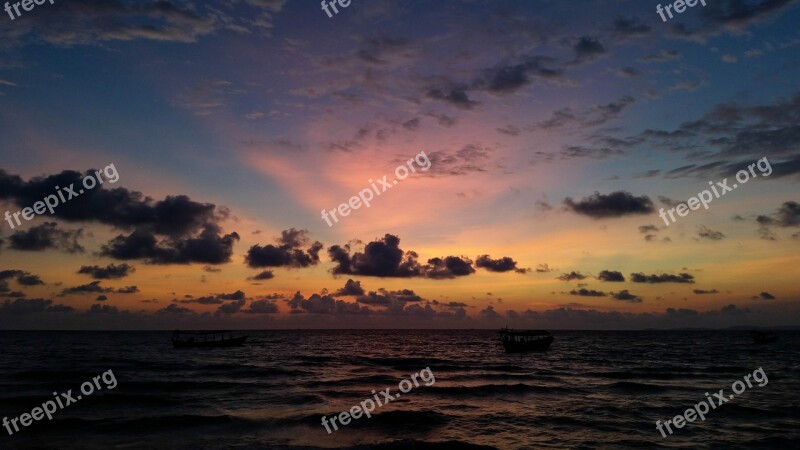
(499, 328), (553, 352)
(750, 330), (778, 345)
(172, 330), (248, 348)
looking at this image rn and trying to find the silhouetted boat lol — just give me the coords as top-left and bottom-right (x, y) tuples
(750, 331), (778, 344)
(172, 330), (248, 348)
(499, 328), (553, 352)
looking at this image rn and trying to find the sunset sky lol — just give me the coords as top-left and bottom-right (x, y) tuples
(1, 0), (798, 329)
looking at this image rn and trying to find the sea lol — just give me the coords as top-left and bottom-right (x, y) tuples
(0, 330), (797, 449)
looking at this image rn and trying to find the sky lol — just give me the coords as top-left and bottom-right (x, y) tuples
(0, 0), (798, 329)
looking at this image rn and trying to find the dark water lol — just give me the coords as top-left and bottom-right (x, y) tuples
(0, 330), (797, 449)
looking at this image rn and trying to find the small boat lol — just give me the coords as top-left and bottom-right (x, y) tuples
(172, 330), (248, 348)
(750, 331), (778, 345)
(499, 328), (553, 352)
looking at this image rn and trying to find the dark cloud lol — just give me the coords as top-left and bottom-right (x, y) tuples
(245, 299), (279, 314)
(202, 265), (222, 273)
(0, 298), (74, 314)
(475, 255), (529, 274)
(558, 271), (587, 281)
(245, 228), (322, 269)
(693, 289), (719, 294)
(101, 224), (240, 265)
(426, 85), (478, 109)
(78, 263), (135, 279)
(328, 234), (423, 278)
(533, 96), (635, 131)
(611, 17), (652, 38)
(333, 279), (365, 296)
(669, 0), (797, 40)
(697, 226), (725, 241)
(569, 288), (607, 297)
(753, 291), (776, 300)
(96, 295), (108, 301)
(61, 281), (112, 295)
(157, 304), (194, 315)
(572, 36), (606, 64)
(638, 225), (659, 234)
(564, 191), (654, 219)
(0, 168), (240, 264)
(535, 263), (555, 273)
(249, 270), (275, 280)
(611, 290), (642, 303)
(8, 222), (84, 253)
(357, 288), (423, 306)
(424, 256), (475, 279)
(116, 286), (139, 294)
(421, 144), (493, 177)
(287, 291), (372, 315)
(178, 290), (245, 305)
(216, 299), (246, 315)
(480, 55), (563, 94)
(87, 304), (119, 315)
(0, 270), (45, 286)
(630, 272), (695, 283)
(757, 202), (800, 239)
(597, 270), (625, 282)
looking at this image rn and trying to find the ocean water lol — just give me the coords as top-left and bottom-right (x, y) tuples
(0, 330), (797, 449)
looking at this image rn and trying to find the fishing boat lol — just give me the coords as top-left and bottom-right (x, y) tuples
(172, 330), (248, 348)
(499, 328), (554, 352)
(750, 331), (778, 345)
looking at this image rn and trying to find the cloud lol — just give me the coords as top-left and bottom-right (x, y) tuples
(630, 272), (695, 283)
(0, 168), (240, 265)
(569, 288), (607, 297)
(0, 298), (74, 314)
(356, 288), (423, 306)
(571, 36), (606, 64)
(424, 256), (476, 279)
(597, 270), (625, 282)
(668, 0), (798, 40)
(753, 291), (776, 300)
(177, 290), (245, 305)
(216, 299), (246, 315)
(757, 202), (800, 239)
(115, 286), (139, 294)
(245, 228), (323, 269)
(0, 270), (45, 286)
(426, 85), (478, 109)
(564, 191), (654, 218)
(61, 281), (112, 295)
(96, 295), (108, 301)
(697, 225), (725, 241)
(249, 270), (275, 280)
(611, 290), (642, 302)
(535, 263), (556, 273)
(287, 291), (372, 315)
(328, 234), (422, 278)
(333, 279), (365, 296)
(475, 255), (530, 274)
(78, 263), (135, 279)
(8, 222), (84, 253)
(244, 299), (279, 314)
(558, 271), (587, 281)
(693, 289), (719, 294)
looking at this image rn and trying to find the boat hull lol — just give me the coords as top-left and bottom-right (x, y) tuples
(501, 335), (553, 353)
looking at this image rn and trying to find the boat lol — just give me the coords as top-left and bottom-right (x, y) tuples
(499, 328), (554, 352)
(750, 331), (778, 345)
(172, 330), (248, 348)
